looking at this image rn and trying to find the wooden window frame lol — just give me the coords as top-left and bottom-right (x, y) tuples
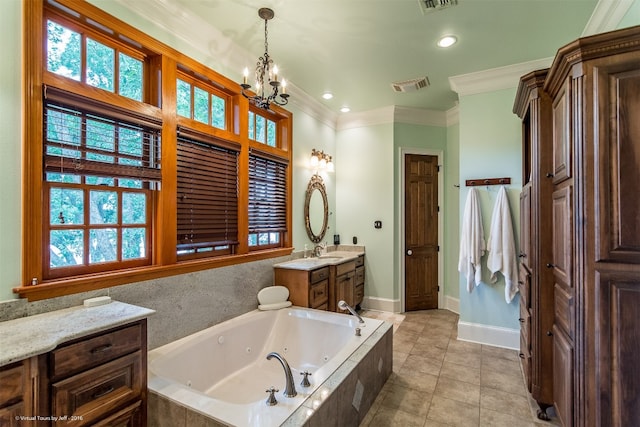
(17, 0), (293, 301)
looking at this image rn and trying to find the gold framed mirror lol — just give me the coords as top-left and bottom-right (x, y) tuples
(304, 174), (328, 243)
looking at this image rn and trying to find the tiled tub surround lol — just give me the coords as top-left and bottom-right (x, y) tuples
(148, 307), (393, 427)
(0, 301), (154, 366)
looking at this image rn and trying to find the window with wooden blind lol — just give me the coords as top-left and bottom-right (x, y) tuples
(248, 153), (288, 249)
(177, 130), (239, 259)
(43, 89), (160, 278)
(19, 0), (292, 301)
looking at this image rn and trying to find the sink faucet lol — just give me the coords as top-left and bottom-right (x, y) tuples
(266, 352), (297, 397)
(338, 300), (365, 324)
(312, 244), (324, 257)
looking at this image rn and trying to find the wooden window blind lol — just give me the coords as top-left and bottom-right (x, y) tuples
(177, 129), (240, 258)
(44, 87), (161, 182)
(248, 153), (288, 236)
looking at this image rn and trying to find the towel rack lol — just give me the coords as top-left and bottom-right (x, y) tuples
(465, 177), (511, 187)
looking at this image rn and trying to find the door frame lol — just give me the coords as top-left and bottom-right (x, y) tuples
(399, 148), (444, 312)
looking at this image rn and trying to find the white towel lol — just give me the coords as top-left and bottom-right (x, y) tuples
(487, 186), (519, 303)
(458, 188), (485, 293)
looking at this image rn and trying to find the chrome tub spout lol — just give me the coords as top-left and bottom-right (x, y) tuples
(338, 300), (365, 324)
(266, 352), (297, 397)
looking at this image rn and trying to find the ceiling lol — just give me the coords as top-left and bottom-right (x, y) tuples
(115, 0), (603, 114)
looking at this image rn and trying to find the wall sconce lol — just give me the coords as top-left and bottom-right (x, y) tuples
(310, 149), (334, 172)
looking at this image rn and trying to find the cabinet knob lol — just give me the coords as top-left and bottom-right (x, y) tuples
(546, 173), (554, 178)
(519, 353), (525, 359)
(518, 317), (525, 323)
(518, 253), (526, 258)
(546, 263), (555, 269)
(406, 249), (413, 256)
(546, 330), (553, 337)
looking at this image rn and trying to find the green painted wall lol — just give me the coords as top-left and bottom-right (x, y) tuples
(458, 88), (522, 329)
(618, 0), (640, 29)
(445, 123), (460, 299)
(335, 123), (395, 301)
(0, 0), (22, 300)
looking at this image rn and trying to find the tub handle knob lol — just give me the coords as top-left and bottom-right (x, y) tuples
(265, 386), (279, 406)
(300, 371), (312, 388)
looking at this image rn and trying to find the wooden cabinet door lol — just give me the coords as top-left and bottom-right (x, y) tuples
(552, 79), (571, 183)
(336, 273), (354, 312)
(520, 184), (532, 269)
(553, 325), (574, 427)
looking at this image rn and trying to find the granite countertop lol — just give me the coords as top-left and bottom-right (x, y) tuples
(273, 250), (365, 271)
(0, 301), (155, 367)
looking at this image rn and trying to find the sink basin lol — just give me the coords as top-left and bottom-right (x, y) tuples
(317, 256), (342, 260)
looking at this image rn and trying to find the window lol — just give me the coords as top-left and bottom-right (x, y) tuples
(248, 110), (277, 147)
(43, 90), (160, 278)
(20, 0), (292, 301)
(248, 153), (288, 249)
(46, 18), (144, 101)
(176, 76), (227, 130)
(176, 130), (239, 259)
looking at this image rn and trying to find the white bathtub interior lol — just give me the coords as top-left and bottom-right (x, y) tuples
(148, 306), (385, 427)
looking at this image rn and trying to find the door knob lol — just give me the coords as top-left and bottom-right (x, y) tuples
(407, 249), (413, 256)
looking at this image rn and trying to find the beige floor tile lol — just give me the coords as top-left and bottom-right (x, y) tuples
(443, 349), (482, 369)
(394, 336), (417, 354)
(447, 338), (482, 354)
(427, 395), (480, 426)
(393, 368), (439, 393)
(417, 333), (451, 349)
(439, 360), (481, 385)
(381, 382), (432, 417)
(400, 354), (443, 376)
(480, 386), (532, 420)
(368, 406), (427, 427)
(434, 376), (481, 406)
(396, 321), (426, 336)
(481, 353), (522, 376)
(480, 407), (537, 427)
(393, 350), (410, 372)
(480, 366), (528, 396)
(481, 344), (519, 362)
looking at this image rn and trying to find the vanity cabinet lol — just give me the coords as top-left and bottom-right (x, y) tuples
(274, 266), (329, 310)
(0, 358), (40, 427)
(47, 321), (147, 426)
(274, 253), (365, 313)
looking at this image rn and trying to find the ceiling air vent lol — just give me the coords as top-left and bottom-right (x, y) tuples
(391, 77), (430, 93)
(418, 0), (458, 15)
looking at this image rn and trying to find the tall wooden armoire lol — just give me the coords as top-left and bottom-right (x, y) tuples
(514, 69), (555, 420)
(518, 25), (640, 427)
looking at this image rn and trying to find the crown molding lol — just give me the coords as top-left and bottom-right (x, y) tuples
(288, 85), (338, 129)
(393, 106), (447, 127)
(446, 105), (459, 126)
(582, 0), (634, 36)
(448, 57), (554, 96)
(336, 106), (395, 131)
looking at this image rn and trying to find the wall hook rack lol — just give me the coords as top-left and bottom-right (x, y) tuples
(465, 177), (511, 187)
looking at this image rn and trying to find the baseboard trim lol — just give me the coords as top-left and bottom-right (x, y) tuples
(362, 296), (400, 313)
(444, 296), (459, 314)
(457, 321), (519, 350)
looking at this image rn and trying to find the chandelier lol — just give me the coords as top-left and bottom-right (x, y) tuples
(241, 8), (289, 110)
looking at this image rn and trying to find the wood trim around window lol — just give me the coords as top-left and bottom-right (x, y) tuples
(17, 0), (293, 301)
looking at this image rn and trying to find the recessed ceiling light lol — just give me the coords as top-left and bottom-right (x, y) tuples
(340, 106), (350, 113)
(322, 92), (334, 100)
(437, 35), (457, 48)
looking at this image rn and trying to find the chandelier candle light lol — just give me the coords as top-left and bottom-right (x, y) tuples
(241, 8), (289, 109)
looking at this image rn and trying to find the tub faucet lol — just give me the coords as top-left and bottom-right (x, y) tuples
(338, 300), (365, 324)
(266, 352), (297, 397)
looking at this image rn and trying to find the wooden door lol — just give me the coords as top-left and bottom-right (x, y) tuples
(405, 154), (439, 311)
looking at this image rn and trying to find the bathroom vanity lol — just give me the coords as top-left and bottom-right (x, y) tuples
(0, 302), (154, 426)
(273, 251), (365, 313)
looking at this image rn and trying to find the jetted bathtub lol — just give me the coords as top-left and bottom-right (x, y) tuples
(148, 306), (392, 427)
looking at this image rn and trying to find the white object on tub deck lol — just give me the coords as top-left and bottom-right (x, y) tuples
(148, 306), (384, 427)
(257, 285), (293, 310)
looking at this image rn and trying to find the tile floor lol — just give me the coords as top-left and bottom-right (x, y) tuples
(358, 309), (561, 427)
